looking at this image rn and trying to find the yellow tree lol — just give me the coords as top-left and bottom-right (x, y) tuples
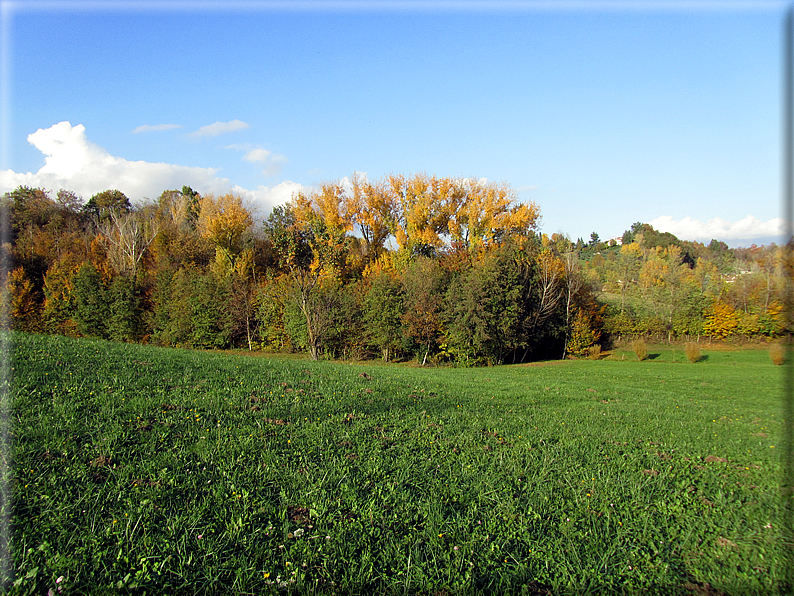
(150, 188), (213, 269)
(196, 193), (253, 277)
(704, 302), (740, 338)
(388, 173), (448, 256)
(446, 178), (539, 255)
(347, 173), (395, 263)
(5, 267), (40, 331)
(292, 182), (354, 233)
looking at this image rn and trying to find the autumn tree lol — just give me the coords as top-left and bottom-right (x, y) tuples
(388, 173), (448, 257)
(41, 255), (81, 335)
(445, 178), (540, 256)
(2, 186), (89, 294)
(347, 173), (395, 263)
(4, 267), (40, 331)
(150, 188), (213, 270)
(197, 192), (254, 277)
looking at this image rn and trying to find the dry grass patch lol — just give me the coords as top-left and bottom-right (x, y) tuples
(769, 342), (786, 366)
(631, 338), (648, 361)
(685, 342), (701, 363)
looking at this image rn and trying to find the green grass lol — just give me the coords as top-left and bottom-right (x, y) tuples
(3, 332), (788, 595)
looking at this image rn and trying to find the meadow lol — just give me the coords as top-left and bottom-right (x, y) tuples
(2, 331), (788, 595)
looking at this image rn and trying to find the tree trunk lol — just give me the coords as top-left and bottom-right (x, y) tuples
(246, 310), (252, 351)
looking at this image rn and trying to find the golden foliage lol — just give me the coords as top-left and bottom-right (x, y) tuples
(7, 267), (39, 330)
(446, 178), (539, 254)
(703, 303), (740, 338)
(197, 193), (253, 254)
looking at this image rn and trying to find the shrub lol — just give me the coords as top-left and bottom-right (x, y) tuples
(632, 338), (648, 361)
(769, 342), (787, 366)
(587, 344), (602, 360)
(684, 342), (701, 363)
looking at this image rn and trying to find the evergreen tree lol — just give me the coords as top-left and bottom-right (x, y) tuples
(73, 262), (109, 338)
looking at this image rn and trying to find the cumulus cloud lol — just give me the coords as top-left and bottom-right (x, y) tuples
(0, 121), (306, 208)
(131, 123), (182, 134)
(232, 180), (305, 218)
(189, 119), (249, 138)
(650, 215), (786, 245)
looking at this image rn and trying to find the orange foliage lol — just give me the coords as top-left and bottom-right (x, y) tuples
(703, 302), (740, 338)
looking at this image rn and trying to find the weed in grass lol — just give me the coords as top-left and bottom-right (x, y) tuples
(684, 342), (701, 363)
(631, 338), (648, 361)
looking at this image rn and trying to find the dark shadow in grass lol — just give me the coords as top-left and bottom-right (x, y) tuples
(647, 353), (662, 360)
(696, 355), (709, 363)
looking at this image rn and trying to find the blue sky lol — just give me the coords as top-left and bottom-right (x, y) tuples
(0, 1), (786, 246)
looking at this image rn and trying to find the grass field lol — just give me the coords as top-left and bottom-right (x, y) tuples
(2, 332), (789, 595)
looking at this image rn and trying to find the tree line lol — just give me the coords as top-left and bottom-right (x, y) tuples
(1, 175), (788, 365)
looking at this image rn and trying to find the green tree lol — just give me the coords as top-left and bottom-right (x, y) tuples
(443, 247), (526, 365)
(265, 204), (349, 360)
(83, 189), (132, 222)
(106, 274), (141, 342)
(401, 257), (446, 365)
(364, 271), (405, 362)
(73, 262), (109, 338)
(255, 275), (293, 352)
(189, 271), (232, 349)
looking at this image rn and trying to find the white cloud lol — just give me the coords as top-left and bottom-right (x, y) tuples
(0, 121), (306, 207)
(240, 148), (287, 177)
(335, 172), (369, 198)
(132, 123), (181, 134)
(189, 119), (249, 138)
(243, 148), (271, 163)
(232, 180), (306, 218)
(650, 215), (785, 244)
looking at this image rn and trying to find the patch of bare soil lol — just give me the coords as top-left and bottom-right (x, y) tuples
(523, 360), (568, 368)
